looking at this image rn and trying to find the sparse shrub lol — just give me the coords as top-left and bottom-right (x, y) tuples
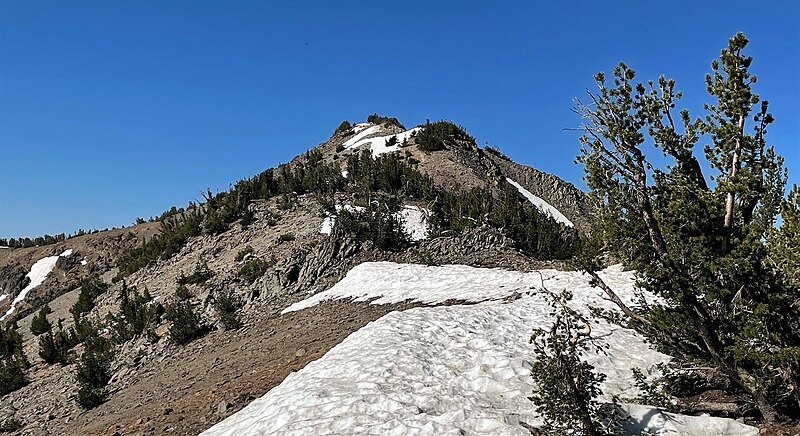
(165, 301), (207, 345)
(335, 120), (352, 134)
(177, 260), (214, 285)
(30, 305), (52, 336)
(239, 209), (256, 229)
(175, 284), (192, 302)
(214, 289), (243, 330)
(0, 418), (23, 433)
(416, 120), (473, 152)
(75, 332), (114, 409)
(235, 245), (254, 262)
(335, 201), (410, 251)
(237, 257), (277, 284)
(0, 323), (28, 396)
(278, 233), (296, 242)
(108, 283), (161, 344)
(70, 275), (109, 322)
(628, 362), (706, 413)
(367, 113), (405, 129)
(484, 144), (511, 160)
(529, 291), (623, 435)
(38, 320), (78, 365)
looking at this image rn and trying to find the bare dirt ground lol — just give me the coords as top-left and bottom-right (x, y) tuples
(66, 300), (426, 436)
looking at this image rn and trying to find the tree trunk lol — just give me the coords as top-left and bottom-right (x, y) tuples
(633, 159), (668, 257)
(695, 316), (780, 423)
(585, 270), (649, 325)
(723, 115), (745, 231)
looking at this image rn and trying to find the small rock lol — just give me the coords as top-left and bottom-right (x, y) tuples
(163, 407), (173, 416)
(216, 401), (231, 415)
(295, 348), (307, 357)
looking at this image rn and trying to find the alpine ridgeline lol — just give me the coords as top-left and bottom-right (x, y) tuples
(0, 117), (588, 434)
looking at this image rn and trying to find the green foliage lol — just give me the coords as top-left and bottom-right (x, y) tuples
(70, 275), (108, 322)
(0, 323), (28, 396)
(345, 149), (437, 200)
(235, 245), (254, 262)
(116, 207), (204, 279)
(177, 260), (214, 285)
(76, 333), (114, 409)
(237, 257), (276, 284)
(529, 291), (622, 435)
(576, 33), (798, 422)
(108, 283), (161, 344)
(38, 320), (78, 365)
(335, 120), (352, 134)
(335, 200), (410, 251)
(214, 289), (243, 331)
(416, 120), (474, 152)
(278, 233), (296, 242)
(367, 113), (405, 129)
(429, 184), (577, 260)
(0, 418), (23, 433)
(30, 304), (53, 336)
(628, 363), (706, 413)
(483, 144), (511, 160)
(175, 284), (192, 301)
(165, 301), (207, 345)
(769, 184), (800, 287)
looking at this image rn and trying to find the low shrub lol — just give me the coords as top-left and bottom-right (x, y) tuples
(30, 305), (52, 336)
(165, 302), (207, 345)
(76, 333), (114, 409)
(237, 257), (277, 284)
(214, 290), (243, 331)
(278, 233), (296, 242)
(177, 260), (213, 285)
(0, 324), (28, 395)
(235, 245), (254, 262)
(108, 283), (161, 344)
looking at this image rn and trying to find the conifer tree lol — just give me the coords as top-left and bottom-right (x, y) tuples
(575, 33), (797, 422)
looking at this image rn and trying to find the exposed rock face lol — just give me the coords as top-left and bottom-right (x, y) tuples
(0, 262), (30, 299)
(485, 153), (595, 234)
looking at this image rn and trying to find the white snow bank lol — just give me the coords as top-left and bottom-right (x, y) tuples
(621, 403), (756, 435)
(505, 178), (574, 227)
(319, 206), (429, 242)
(342, 125), (422, 158)
(206, 263), (756, 436)
(283, 261), (634, 314)
(1, 249), (73, 321)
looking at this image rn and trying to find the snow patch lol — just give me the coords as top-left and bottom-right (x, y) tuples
(283, 262), (635, 314)
(206, 263), (756, 435)
(1, 249), (73, 321)
(319, 206), (428, 242)
(342, 125), (422, 158)
(81, 257), (88, 266)
(505, 178), (574, 227)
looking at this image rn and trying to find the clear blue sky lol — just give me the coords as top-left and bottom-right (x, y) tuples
(1, 1), (798, 238)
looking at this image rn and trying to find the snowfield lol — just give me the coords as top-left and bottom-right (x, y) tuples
(206, 263), (756, 435)
(342, 125), (422, 158)
(320, 206), (429, 242)
(1, 249), (73, 321)
(505, 178), (574, 227)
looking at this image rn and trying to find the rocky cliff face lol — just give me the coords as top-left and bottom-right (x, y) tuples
(485, 154), (595, 234)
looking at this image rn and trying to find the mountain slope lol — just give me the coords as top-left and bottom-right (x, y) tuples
(0, 117), (766, 435)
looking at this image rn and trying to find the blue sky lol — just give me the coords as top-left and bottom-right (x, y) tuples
(1, 1), (798, 238)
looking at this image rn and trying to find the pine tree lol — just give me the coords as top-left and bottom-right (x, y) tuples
(30, 305), (53, 336)
(575, 33), (797, 422)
